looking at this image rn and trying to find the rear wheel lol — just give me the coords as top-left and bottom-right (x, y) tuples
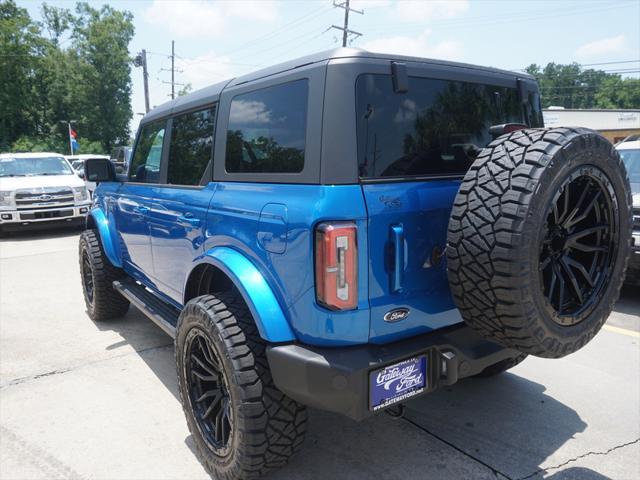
(79, 229), (129, 321)
(447, 127), (632, 358)
(176, 293), (307, 480)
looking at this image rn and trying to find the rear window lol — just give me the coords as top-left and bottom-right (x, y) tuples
(356, 74), (539, 179)
(225, 79), (308, 174)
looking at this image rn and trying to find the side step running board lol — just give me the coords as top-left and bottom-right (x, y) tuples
(113, 279), (179, 338)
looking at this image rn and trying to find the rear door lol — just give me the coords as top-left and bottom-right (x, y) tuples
(356, 72), (535, 343)
(148, 106), (217, 304)
(115, 119), (166, 282)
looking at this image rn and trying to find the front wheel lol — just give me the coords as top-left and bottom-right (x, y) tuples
(79, 229), (129, 321)
(176, 293), (307, 480)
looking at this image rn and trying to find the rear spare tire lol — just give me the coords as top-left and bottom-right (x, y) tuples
(447, 127), (632, 358)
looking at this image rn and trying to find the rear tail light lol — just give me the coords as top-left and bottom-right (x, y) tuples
(315, 222), (358, 310)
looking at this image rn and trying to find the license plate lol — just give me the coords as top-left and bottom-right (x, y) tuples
(369, 356), (427, 411)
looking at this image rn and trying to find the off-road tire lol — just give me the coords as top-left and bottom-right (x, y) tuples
(474, 353), (527, 378)
(447, 127), (632, 358)
(176, 293), (307, 480)
(79, 229), (129, 321)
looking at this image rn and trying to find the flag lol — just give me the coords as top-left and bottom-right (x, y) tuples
(69, 125), (79, 153)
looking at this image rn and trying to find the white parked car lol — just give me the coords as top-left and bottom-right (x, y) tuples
(0, 152), (91, 233)
(616, 140), (640, 285)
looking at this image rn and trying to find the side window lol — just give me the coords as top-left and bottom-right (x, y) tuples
(225, 79), (308, 174)
(129, 121), (165, 183)
(167, 106), (216, 185)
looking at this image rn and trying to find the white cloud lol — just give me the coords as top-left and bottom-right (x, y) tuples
(393, 99), (417, 123)
(223, 0), (279, 22)
(351, 0), (393, 9)
(361, 30), (464, 61)
(175, 54), (236, 90)
(229, 100), (272, 124)
(396, 0), (469, 22)
(144, 0), (279, 38)
(576, 35), (626, 57)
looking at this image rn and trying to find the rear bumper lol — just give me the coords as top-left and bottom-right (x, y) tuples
(266, 323), (519, 421)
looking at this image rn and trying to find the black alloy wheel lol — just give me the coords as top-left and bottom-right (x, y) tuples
(78, 229), (129, 321)
(184, 328), (233, 457)
(447, 127), (632, 358)
(539, 166), (618, 324)
(81, 251), (95, 304)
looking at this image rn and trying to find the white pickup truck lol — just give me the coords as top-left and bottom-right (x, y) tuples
(0, 152), (91, 233)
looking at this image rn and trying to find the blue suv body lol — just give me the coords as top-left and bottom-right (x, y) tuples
(91, 48), (542, 345)
(80, 48), (556, 479)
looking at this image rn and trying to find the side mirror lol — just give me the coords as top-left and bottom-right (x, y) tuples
(77, 171), (85, 179)
(85, 158), (117, 183)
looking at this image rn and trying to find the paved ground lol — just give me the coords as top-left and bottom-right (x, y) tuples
(1, 227), (638, 480)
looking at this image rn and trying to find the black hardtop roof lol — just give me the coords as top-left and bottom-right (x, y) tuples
(142, 47), (532, 124)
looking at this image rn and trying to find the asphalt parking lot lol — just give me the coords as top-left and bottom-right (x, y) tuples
(1, 227), (638, 480)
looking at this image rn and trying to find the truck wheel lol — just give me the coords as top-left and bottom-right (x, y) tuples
(447, 127), (632, 358)
(176, 293), (307, 480)
(78, 229), (129, 321)
(474, 353), (527, 378)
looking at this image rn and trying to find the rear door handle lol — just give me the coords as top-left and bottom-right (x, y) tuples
(178, 213), (201, 227)
(390, 224), (404, 293)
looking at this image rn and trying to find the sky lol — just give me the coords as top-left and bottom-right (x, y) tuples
(19, 0), (640, 135)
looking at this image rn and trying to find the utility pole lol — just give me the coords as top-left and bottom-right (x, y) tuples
(171, 40), (175, 100)
(134, 50), (150, 113)
(330, 0), (363, 47)
(161, 40), (184, 99)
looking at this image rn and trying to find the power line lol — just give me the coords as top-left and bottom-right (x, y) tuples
(223, 4), (333, 59)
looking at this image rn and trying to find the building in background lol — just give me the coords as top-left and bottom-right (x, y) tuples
(543, 108), (640, 143)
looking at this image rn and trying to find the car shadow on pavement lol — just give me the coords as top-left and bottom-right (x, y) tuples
(96, 309), (589, 480)
(402, 373), (588, 480)
(544, 467), (611, 480)
(614, 285), (640, 316)
(0, 224), (82, 242)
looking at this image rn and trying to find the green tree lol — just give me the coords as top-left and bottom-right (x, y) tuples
(0, 1), (134, 154)
(72, 2), (134, 152)
(594, 76), (640, 109)
(0, 1), (44, 150)
(525, 62), (639, 109)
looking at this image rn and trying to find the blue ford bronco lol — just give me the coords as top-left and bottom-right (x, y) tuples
(79, 49), (632, 479)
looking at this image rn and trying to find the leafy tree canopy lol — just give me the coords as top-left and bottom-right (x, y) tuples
(525, 62), (640, 109)
(0, 0), (134, 154)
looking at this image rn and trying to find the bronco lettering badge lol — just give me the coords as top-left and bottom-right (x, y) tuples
(383, 308), (410, 323)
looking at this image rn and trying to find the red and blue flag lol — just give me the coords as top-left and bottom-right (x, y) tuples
(69, 125), (79, 153)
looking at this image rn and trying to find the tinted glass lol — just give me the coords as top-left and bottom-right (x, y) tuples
(619, 149), (640, 183)
(168, 106), (216, 185)
(130, 121), (165, 183)
(225, 79), (308, 174)
(356, 74), (538, 178)
(0, 156), (73, 177)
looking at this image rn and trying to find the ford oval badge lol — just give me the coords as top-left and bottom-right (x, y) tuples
(383, 308), (410, 323)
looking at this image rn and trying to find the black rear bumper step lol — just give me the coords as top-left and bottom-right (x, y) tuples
(267, 324), (519, 421)
(113, 279), (179, 338)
